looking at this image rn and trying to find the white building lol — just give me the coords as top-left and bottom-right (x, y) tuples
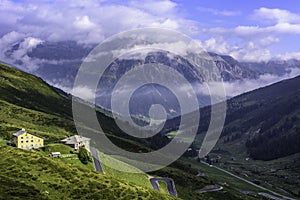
(61, 135), (90, 151)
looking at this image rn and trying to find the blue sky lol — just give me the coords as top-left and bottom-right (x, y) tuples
(176, 0), (300, 59)
(1, 0), (300, 62)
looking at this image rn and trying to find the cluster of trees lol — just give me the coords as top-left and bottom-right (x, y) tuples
(78, 146), (92, 164)
(246, 117), (299, 160)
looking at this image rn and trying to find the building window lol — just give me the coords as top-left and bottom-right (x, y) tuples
(31, 140), (33, 142)
(20, 137), (23, 139)
(26, 140), (28, 143)
(37, 139), (40, 142)
(21, 141), (23, 143)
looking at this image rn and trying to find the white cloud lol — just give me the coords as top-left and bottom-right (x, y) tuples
(20, 37), (43, 51)
(223, 67), (300, 97)
(252, 7), (300, 24)
(195, 67), (300, 100)
(195, 8), (300, 62)
(0, 2), (299, 72)
(53, 84), (95, 101)
(130, 0), (177, 15)
(0, 33), (43, 71)
(201, 37), (231, 55)
(73, 15), (95, 30)
(0, 31), (25, 50)
(197, 7), (241, 17)
(72, 85), (95, 101)
(230, 48), (272, 62)
(274, 52), (300, 60)
(270, 22), (300, 34)
(0, 0), (200, 71)
(196, 36), (280, 62)
(0, 0), (191, 45)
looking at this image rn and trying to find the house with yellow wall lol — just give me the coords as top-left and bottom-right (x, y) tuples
(12, 128), (44, 150)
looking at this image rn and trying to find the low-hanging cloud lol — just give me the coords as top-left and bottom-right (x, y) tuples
(197, 67), (300, 99)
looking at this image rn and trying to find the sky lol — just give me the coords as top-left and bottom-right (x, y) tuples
(1, 0), (300, 63)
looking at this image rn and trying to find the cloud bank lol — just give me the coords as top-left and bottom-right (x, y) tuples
(0, 1), (300, 63)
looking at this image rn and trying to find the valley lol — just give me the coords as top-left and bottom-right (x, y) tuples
(0, 62), (267, 199)
(1, 1), (300, 199)
(0, 57), (299, 200)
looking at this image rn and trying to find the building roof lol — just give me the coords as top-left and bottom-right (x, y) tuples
(61, 135), (90, 145)
(13, 128), (26, 137)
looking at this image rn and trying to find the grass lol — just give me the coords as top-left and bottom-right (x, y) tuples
(149, 157), (280, 200)
(158, 181), (168, 194)
(211, 151), (300, 197)
(181, 158), (262, 193)
(39, 143), (95, 171)
(43, 143), (74, 154)
(0, 145), (176, 200)
(202, 137), (300, 198)
(166, 131), (194, 143)
(0, 138), (7, 146)
(0, 63), (173, 199)
(0, 99), (74, 143)
(61, 157), (95, 171)
(98, 151), (152, 189)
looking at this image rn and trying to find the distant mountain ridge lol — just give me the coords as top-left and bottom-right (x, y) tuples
(3, 40), (300, 119)
(5, 40), (300, 89)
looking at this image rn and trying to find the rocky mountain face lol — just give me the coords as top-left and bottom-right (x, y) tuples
(4, 41), (262, 87)
(208, 52), (259, 81)
(3, 40), (300, 118)
(5, 40), (300, 87)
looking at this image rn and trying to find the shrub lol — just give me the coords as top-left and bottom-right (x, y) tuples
(78, 146), (91, 164)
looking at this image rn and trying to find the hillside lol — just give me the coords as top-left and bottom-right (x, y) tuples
(164, 75), (300, 197)
(199, 76), (300, 197)
(0, 63), (76, 143)
(219, 75), (300, 160)
(166, 74), (300, 161)
(0, 62), (174, 200)
(0, 62), (163, 149)
(0, 63), (72, 117)
(0, 145), (174, 200)
(0, 63), (271, 199)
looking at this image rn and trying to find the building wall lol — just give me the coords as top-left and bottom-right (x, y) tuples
(74, 140), (90, 151)
(16, 133), (44, 150)
(83, 140), (90, 152)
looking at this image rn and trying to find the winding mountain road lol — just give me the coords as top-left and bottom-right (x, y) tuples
(90, 147), (104, 173)
(149, 177), (177, 197)
(195, 185), (223, 193)
(200, 161), (296, 200)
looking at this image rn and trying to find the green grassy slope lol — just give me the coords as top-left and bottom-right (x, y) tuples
(0, 63), (71, 117)
(197, 76), (300, 197)
(0, 145), (175, 200)
(219, 76), (300, 160)
(0, 63), (75, 142)
(0, 63), (159, 198)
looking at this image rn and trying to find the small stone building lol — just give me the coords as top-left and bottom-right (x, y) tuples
(61, 135), (90, 151)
